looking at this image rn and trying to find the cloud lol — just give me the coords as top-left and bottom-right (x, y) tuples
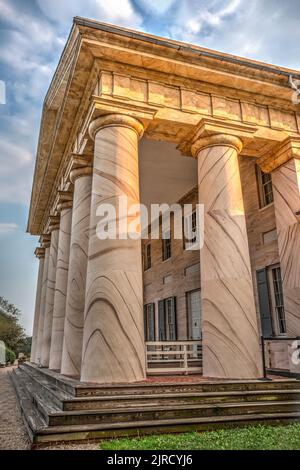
(136, 0), (176, 15)
(0, 132), (34, 204)
(0, 223), (18, 236)
(36, 0), (143, 28)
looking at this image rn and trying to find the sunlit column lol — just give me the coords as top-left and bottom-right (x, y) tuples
(272, 157), (300, 336)
(81, 114), (146, 384)
(61, 157), (92, 377)
(49, 192), (73, 371)
(41, 216), (60, 367)
(30, 247), (45, 363)
(192, 134), (262, 379)
(35, 235), (51, 364)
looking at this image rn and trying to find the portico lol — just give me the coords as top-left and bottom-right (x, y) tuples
(28, 17), (300, 384)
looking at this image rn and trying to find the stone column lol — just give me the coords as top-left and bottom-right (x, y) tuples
(192, 134), (262, 379)
(41, 217), (60, 367)
(49, 193), (73, 370)
(272, 158), (300, 335)
(35, 235), (50, 364)
(81, 114), (146, 384)
(30, 247), (45, 363)
(61, 157), (92, 377)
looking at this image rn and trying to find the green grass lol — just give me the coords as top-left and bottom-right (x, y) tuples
(100, 423), (300, 450)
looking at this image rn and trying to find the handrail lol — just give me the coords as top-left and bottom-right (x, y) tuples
(145, 340), (202, 375)
(263, 336), (300, 341)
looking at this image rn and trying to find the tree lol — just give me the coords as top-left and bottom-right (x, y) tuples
(0, 296), (27, 355)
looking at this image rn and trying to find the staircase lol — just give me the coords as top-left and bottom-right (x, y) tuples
(10, 362), (300, 447)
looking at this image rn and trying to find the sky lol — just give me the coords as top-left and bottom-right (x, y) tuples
(0, 0), (300, 334)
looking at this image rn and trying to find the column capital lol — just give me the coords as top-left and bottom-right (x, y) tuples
(88, 114), (144, 141)
(68, 154), (92, 184)
(34, 247), (45, 259)
(39, 234), (51, 248)
(191, 133), (243, 158)
(48, 215), (60, 233)
(54, 190), (73, 213)
(257, 136), (300, 173)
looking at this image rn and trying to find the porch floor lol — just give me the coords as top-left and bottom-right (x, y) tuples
(27, 362), (292, 386)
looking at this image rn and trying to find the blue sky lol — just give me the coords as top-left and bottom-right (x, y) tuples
(0, 0), (300, 334)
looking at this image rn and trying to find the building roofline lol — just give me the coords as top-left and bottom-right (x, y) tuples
(74, 16), (300, 81)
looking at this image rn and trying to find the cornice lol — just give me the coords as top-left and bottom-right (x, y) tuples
(27, 18), (300, 235)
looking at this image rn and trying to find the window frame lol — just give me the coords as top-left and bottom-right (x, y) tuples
(267, 264), (286, 336)
(158, 297), (177, 341)
(186, 289), (202, 340)
(144, 303), (155, 341)
(144, 242), (151, 271)
(183, 209), (198, 251)
(256, 165), (274, 208)
(162, 230), (171, 261)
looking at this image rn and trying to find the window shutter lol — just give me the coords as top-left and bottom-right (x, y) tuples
(149, 303), (155, 341)
(170, 297), (177, 340)
(143, 305), (147, 341)
(256, 269), (273, 337)
(158, 300), (166, 340)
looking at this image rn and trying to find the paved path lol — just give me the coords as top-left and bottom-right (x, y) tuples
(0, 367), (30, 450)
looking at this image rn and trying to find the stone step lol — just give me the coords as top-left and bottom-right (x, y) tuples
(20, 363), (77, 396)
(46, 400), (300, 427)
(9, 369), (47, 440)
(34, 411), (300, 445)
(62, 389), (300, 411)
(11, 365), (300, 446)
(19, 364), (71, 410)
(76, 380), (300, 397)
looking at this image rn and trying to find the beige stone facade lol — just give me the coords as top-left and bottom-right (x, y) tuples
(28, 17), (300, 383)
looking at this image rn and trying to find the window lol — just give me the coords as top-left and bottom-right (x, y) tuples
(271, 266), (286, 334)
(256, 264), (286, 337)
(158, 297), (177, 340)
(144, 303), (155, 341)
(183, 210), (198, 250)
(257, 165), (274, 208)
(162, 230), (171, 261)
(144, 243), (151, 271)
(187, 289), (202, 340)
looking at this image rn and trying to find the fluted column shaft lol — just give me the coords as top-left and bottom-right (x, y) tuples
(81, 114), (146, 384)
(61, 166), (92, 377)
(272, 158), (300, 335)
(41, 222), (60, 367)
(192, 134), (262, 379)
(49, 200), (73, 370)
(35, 243), (50, 363)
(30, 248), (45, 363)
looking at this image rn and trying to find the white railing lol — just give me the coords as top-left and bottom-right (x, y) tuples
(145, 341), (202, 375)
